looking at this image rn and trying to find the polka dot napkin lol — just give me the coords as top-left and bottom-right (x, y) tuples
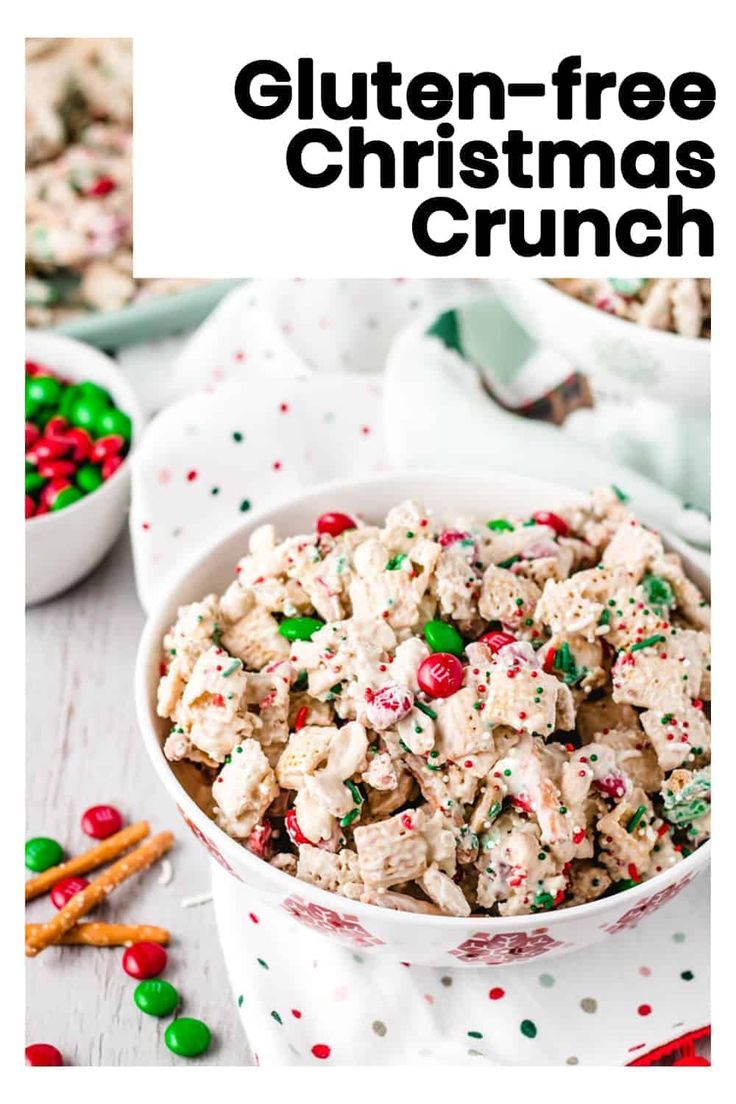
(130, 278), (707, 608)
(212, 863), (708, 1066)
(128, 279), (709, 1064)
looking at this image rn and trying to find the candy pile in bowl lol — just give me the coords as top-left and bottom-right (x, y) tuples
(25, 359), (132, 519)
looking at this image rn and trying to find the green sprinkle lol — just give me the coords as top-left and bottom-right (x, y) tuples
(611, 484), (629, 502)
(661, 713), (674, 725)
(630, 634), (666, 653)
(499, 556), (520, 569)
(559, 806), (567, 815)
(405, 530), (414, 538)
(239, 499), (251, 512)
(398, 738), (411, 753)
(293, 670), (308, 691)
(416, 700), (437, 720)
(520, 1019), (537, 1039)
(598, 608), (611, 627)
(487, 519), (514, 532)
(503, 768), (512, 777)
(340, 808), (361, 828)
(626, 805), (647, 833)
(271, 1011), (283, 1024)
(386, 553), (407, 571)
(222, 659), (242, 677)
(467, 1030), (483, 1039)
(345, 779), (364, 806)
(232, 431), (244, 442)
(681, 970), (694, 981)
(257, 957), (269, 969)
(642, 573), (675, 615)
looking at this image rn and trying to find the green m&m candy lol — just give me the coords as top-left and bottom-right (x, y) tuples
(134, 979), (179, 1017)
(59, 385), (80, 421)
(26, 374), (62, 408)
(76, 464), (104, 494)
(25, 470), (46, 495)
(96, 406), (132, 442)
(69, 394), (107, 431)
(79, 381), (112, 407)
(278, 616), (325, 641)
(423, 619), (464, 657)
(51, 486), (84, 511)
(25, 836), (64, 872)
(164, 1017), (211, 1058)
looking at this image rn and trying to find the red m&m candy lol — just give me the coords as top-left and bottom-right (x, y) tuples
(316, 511), (356, 538)
(64, 427), (94, 462)
(122, 941), (168, 980)
(38, 459), (77, 480)
(90, 434), (124, 464)
(27, 438), (69, 464)
(25, 422), (40, 449)
(81, 804), (123, 839)
(85, 175), (117, 197)
(285, 808), (311, 846)
(26, 1043), (63, 1066)
(417, 653), (464, 698)
(44, 416), (69, 441)
(532, 510), (569, 537)
(477, 630), (517, 653)
(50, 876), (89, 909)
(101, 454), (123, 481)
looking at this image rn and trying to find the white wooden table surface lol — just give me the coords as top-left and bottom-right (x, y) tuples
(26, 531), (252, 1066)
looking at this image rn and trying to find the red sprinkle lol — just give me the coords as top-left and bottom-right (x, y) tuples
(122, 941), (168, 980)
(311, 1044), (331, 1060)
(489, 987), (505, 1000)
(637, 1004), (652, 1017)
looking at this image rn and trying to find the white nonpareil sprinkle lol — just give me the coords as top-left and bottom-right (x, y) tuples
(180, 891), (214, 909)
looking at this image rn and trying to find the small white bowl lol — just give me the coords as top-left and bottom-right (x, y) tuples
(26, 331), (144, 606)
(135, 470), (710, 967)
(493, 279), (710, 411)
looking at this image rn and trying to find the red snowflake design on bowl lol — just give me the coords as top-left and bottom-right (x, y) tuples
(603, 874), (693, 934)
(282, 894), (385, 947)
(177, 805), (241, 880)
(449, 927), (565, 965)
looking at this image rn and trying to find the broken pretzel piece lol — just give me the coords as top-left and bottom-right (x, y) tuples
(24, 921), (170, 947)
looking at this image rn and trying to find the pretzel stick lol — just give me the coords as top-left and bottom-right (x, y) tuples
(25, 922), (170, 947)
(25, 831), (173, 957)
(25, 821), (150, 902)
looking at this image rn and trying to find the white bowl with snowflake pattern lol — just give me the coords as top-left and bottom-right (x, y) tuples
(135, 470), (710, 967)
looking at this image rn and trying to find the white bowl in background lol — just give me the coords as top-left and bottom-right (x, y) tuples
(26, 331), (144, 606)
(493, 279), (710, 411)
(135, 470), (710, 967)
